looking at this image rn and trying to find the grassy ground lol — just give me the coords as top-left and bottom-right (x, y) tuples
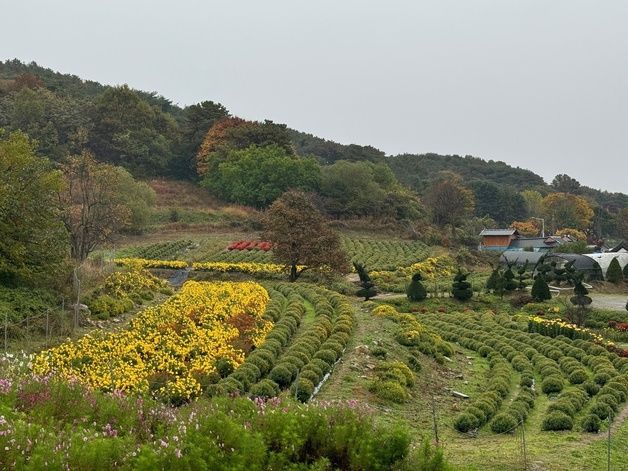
(316, 297), (628, 471)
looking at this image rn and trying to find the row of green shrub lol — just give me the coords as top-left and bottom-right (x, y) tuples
(368, 360), (415, 403)
(290, 287), (355, 401)
(454, 351), (511, 433)
(585, 374), (628, 429)
(214, 287), (306, 395)
(490, 387), (536, 433)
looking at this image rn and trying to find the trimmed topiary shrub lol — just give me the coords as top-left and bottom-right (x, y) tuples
(582, 380), (600, 396)
(369, 380), (407, 403)
(490, 413), (518, 433)
(606, 257), (623, 283)
(407, 273), (427, 301)
(292, 378), (315, 402)
(269, 364), (293, 388)
(531, 274), (552, 302)
(541, 376), (564, 394)
(542, 411), (573, 431)
(249, 379), (280, 399)
(581, 414), (601, 433)
(454, 413), (479, 433)
(569, 369), (588, 385)
(452, 270), (473, 301)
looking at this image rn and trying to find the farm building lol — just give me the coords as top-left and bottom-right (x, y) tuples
(609, 241), (628, 253)
(480, 229), (569, 252)
(479, 229), (519, 251)
(583, 252), (628, 278)
(500, 252), (604, 281)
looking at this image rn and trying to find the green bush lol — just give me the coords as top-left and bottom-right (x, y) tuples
(407, 273), (427, 301)
(569, 369), (588, 385)
(581, 414), (601, 433)
(369, 380), (408, 403)
(541, 376), (564, 394)
(606, 257), (623, 283)
(313, 349), (337, 366)
(490, 413), (518, 433)
(590, 402), (612, 420)
(594, 372), (612, 386)
(582, 380), (600, 396)
(249, 379), (280, 398)
(268, 364), (293, 388)
(541, 411), (573, 431)
(292, 378), (315, 402)
(454, 413), (479, 433)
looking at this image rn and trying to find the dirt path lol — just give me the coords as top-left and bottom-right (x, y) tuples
(580, 402), (628, 445)
(590, 294), (627, 312)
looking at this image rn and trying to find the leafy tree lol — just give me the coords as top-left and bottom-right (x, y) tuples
(88, 85), (178, 176)
(59, 152), (151, 260)
(262, 190), (348, 281)
(289, 129), (386, 165)
(354, 262), (377, 301)
(451, 270), (473, 301)
(555, 228), (586, 241)
(407, 272), (427, 301)
(0, 131), (67, 286)
(202, 144), (321, 208)
(552, 174), (581, 194)
(0, 86), (89, 160)
(320, 160), (420, 219)
(623, 263), (628, 279)
(471, 180), (527, 225)
(542, 193), (594, 232)
(196, 117), (294, 177)
(423, 173), (475, 229)
(616, 208), (628, 240)
(531, 274), (551, 302)
(511, 219), (540, 237)
(521, 190), (545, 218)
(173, 101), (229, 179)
(606, 257), (623, 283)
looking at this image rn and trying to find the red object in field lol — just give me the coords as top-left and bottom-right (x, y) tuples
(616, 322), (628, 332)
(227, 240), (273, 251)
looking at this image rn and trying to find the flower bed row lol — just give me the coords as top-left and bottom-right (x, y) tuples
(32, 281), (271, 403)
(193, 261), (300, 275)
(228, 240), (272, 251)
(114, 257), (189, 270)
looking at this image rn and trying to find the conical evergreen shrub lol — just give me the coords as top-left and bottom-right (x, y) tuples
(503, 263), (517, 291)
(485, 267), (500, 292)
(407, 272), (427, 301)
(531, 274), (551, 302)
(354, 262), (377, 300)
(606, 257), (623, 283)
(452, 270), (473, 301)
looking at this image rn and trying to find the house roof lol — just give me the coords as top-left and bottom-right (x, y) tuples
(480, 229), (519, 236)
(509, 237), (558, 249)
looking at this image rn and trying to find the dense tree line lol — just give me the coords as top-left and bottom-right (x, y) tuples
(1, 60), (626, 238)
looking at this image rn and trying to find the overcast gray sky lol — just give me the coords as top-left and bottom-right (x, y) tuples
(2, 0), (627, 192)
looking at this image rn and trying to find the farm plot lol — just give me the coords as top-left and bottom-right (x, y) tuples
(342, 237), (431, 272)
(419, 310), (628, 434)
(213, 283), (355, 402)
(32, 281), (271, 403)
(115, 239), (196, 260)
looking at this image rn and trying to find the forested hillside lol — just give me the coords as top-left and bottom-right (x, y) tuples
(1, 59), (626, 240)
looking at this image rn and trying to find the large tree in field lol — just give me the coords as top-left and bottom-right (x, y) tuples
(262, 190), (348, 281)
(0, 131), (67, 286)
(60, 152), (152, 261)
(616, 207), (628, 240)
(542, 192), (594, 232)
(423, 173), (475, 229)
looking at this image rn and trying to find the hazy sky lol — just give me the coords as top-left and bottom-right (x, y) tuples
(2, 0), (627, 192)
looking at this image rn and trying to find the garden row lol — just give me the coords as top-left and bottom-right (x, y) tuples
(115, 239), (195, 260)
(342, 237), (431, 272)
(32, 280), (272, 403)
(419, 310), (628, 433)
(213, 283), (355, 402)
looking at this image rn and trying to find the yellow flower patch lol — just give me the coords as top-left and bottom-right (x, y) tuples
(32, 281), (271, 400)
